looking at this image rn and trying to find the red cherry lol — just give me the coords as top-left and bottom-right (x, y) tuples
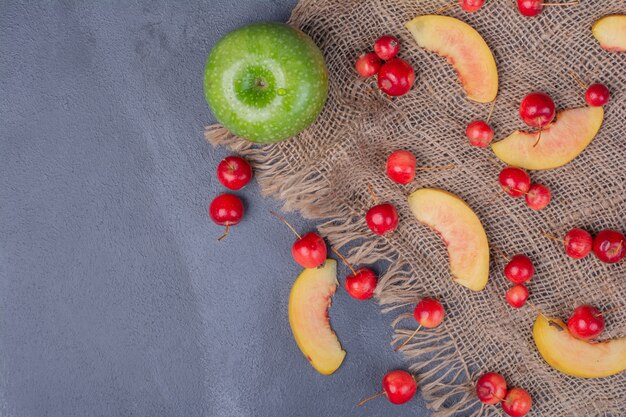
(506, 284), (529, 308)
(386, 150), (417, 184)
(377, 58), (415, 97)
(366, 203), (399, 235)
(476, 372), (507, 405)
(414, 298), (445, 328)
(502, 388), (532, 417)
(592, 229), (625, 264)
(567, 304), (605, 340)
(355, 52), (382, 78)
(517, 0), (542, 16)
(209, 193), (244, 240)
(466, 120), (494, 147)
(525, 183), (551, 210)
(563, 228), (593, 259)
(291, 232), (327, 268)
(499, 167), (531, 197)
(216, 156), (252, 190)
(382, 370), (417, 405)
(459, 0), (486, 12)
(374, 35), (400, 60)
(519, 92), (555, 128)
(585, 83), (610, 107)
(345, 267), (378, 300)
(504, 255), (534, 284)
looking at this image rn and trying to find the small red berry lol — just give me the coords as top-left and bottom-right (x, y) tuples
(345, 267), (378, 300)
(563, 228), (593, 259)
(386, 150), (417, 184)
(567, 304), (605, 340)
(216, 156), (252, 190)
(355, 52), (382, 78)
(209, 193), (245, 240)
(366, 203), (399, 235)
(502, 388), (532, 417)
(414, 298), (445, 328)
(466, 120), (494, 147)
(291, 232), (327, 269)
(506, 284), (529, 308)
(499, 167), (531, 197)
(476, 372), (507, 405)
(504, 255), (534, 284)
(519, 92), (555, 128)
(377, 58), (415, 97)
(517, 0), (542, 16)
(460, 0), (486, 12)
(382, 370), (417, 405)
(525, 183), (551, 210)
(585, 83), (610, 107)
(374, 35), (400, 60)
(592, 229), (625, 264)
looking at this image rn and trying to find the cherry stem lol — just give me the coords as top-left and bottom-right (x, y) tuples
(270, 210), (302, 239)
(492, 393), (506, 402)
(357, 391), (385, 407)
(511, 188), (529, 196)
(486, 99), (496, 124)
(541, 0), (579, 6)
(568, 69), (588, 90)
(415, 164), (456, 171)
(532, 128), (543, 148)
(217, 224), (229, 241)
(596, 305), (625, 318)
(493, 246), (510, 262)
(367, 183), (379, 205)
(526, 301), (548, 319)
(543, 232), (565, 243)
(436, 2), (456, 14)
(394, 325), (422, 352)
(330, 246), (357, 276)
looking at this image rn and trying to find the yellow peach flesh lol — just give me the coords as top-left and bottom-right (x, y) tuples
(288, 259), (345, 375)
(492, 106), (603, 170)
(405, 15), (498, 103)
(533, 315), (626, 378)
(592, 15), (626, 52)
(408, 188), (489, 291)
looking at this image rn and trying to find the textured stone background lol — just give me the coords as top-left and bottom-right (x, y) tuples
(0, 1), (428, 416)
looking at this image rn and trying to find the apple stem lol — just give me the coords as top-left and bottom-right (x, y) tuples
(541, 0), (579, 6)
(568, 69), (588, 90)
(486, 99), (496, 124)
(394, 325), (423, 352)
(415, 164), (456, 171)
(596, 305), (625, 318)
(357, 391), (385, 407)
(330, 246), (357, 276)
(532, 128), (543, 148)
(367, 183), (379, 205)
(436, 2), (456, 14)
(217, 224), (229, 241)
(270, 210), (302, 239)
(542, 232), (564, 243)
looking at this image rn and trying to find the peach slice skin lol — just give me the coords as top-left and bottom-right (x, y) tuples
(533, 315), (626, 378)
(592, 15), (626, 52)
(492, 106), (604, 170)
(288, 259), (345, 375)
(408, 188), (489, 291)
(405, 15), (498, 103)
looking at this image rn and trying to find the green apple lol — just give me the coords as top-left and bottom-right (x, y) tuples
(204, 23), (328, 143)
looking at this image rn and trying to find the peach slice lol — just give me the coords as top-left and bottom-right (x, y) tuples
(492, 106), (603, 170)
(405, 15), (498, 103)
(288, 259), (345, 375)
(533, 315), (626, 378)
(592, 15), (626, 52)
(408, 188), (489, 291)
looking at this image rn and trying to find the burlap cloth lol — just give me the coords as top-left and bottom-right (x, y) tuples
(206, 0), (625, 415)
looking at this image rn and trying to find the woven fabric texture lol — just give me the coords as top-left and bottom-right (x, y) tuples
(206, 1), (626, 415)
